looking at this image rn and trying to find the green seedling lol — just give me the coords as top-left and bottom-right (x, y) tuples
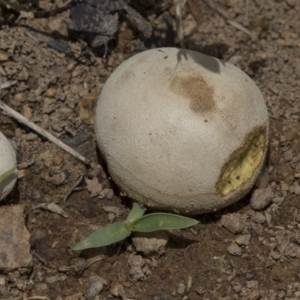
(73, 203), (198, 250)
(0, 167), (16, 184)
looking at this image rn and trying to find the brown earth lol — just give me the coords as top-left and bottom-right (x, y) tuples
(0, 0), (300, 299)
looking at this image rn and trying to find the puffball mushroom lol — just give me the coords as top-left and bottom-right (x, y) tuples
(0, 131), (17, 200)
(95, 48), (269, 215)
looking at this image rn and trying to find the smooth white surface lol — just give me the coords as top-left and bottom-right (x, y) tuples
(95, 48), (269, 215)
(0, 131), (17, 200)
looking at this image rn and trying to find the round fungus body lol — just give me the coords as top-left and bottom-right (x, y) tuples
(0, 131), (17, 200)
(95, 48), (269, 215)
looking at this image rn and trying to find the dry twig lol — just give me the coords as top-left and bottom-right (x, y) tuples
(202, 0), (251, 36)
(189, 0), (251, 36)
(173, 0), (186, 48)
(0, 101), (90, 166)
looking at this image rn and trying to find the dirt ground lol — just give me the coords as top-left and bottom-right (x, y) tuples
(0, 0), (300, 299)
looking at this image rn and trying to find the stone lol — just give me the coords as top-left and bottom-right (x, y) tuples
(0, 204), (32, 270)
(250, 186), (274, 210)
(235, 234), (251, 246)
(86, 277), (104, 298)
(251, 212), (266, 224)
(227, 243), (242, 256)
(220, 213), (245, 234)
(132, 231), (168, 257)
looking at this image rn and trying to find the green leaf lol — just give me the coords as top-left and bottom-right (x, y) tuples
(72, 222), (131, 250)
(0, 167), (16, 184)
(127, 213), (199, 232)
(126, 203), (146, 223)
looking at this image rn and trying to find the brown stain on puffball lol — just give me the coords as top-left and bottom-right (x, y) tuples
(170, 76), (215, 113)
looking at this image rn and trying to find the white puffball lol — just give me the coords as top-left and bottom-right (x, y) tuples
(0, 131), (17, 200)
(95, 48), (269, 215)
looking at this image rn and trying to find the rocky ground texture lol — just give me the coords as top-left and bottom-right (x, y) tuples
(0, 0), (300, 299)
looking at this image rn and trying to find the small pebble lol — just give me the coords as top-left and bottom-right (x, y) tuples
(46, 275), (67, 284)
(0, 277), (5, 285)
(105, 189), (114, 199)
(235, 234), (251, 246)
(10, 288), (20, 297)
(220, 213), (245, 234)
(227, 243), (242, 256)
(177, 283), (185, 295)
(86, 278), (103, 298)
(44, 88), (57, 98)
(26, 132), (38, 141)
(110, 282), (126, 298)
(246, 271), (256, 280)
(251, 212), (266, 224)
(250, 186), (274, 210)
(270, 251), (280, 260)
(132, 231), (168, 257)
(232, 281), (242, 292)
(249, 289), (261, 300)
